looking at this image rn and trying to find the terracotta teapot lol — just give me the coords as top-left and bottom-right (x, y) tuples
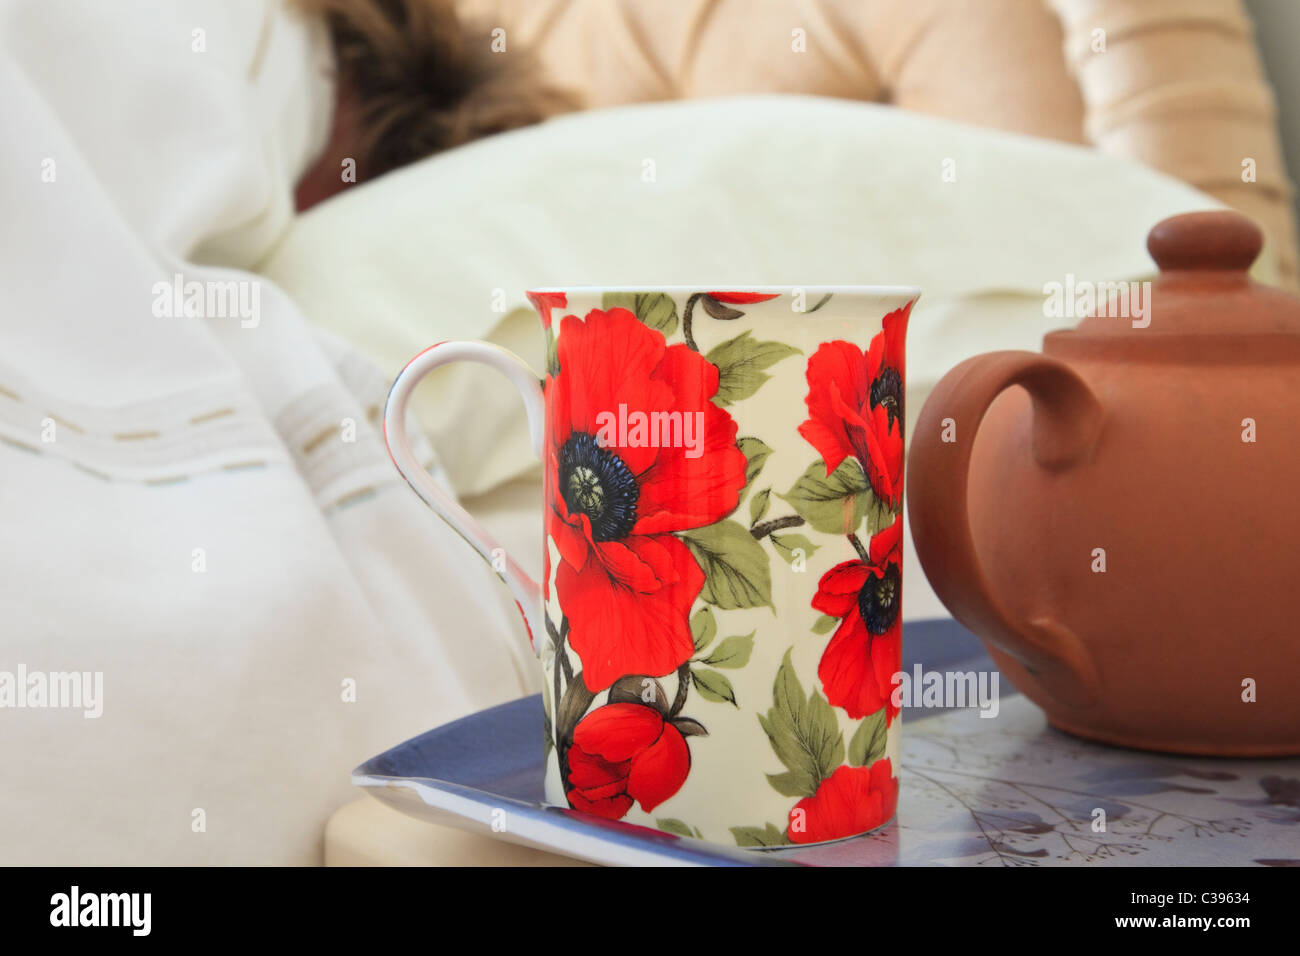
(908, 210), (1300, 756)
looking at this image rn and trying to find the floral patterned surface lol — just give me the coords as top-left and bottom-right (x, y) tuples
(793, 695), (1300, 867)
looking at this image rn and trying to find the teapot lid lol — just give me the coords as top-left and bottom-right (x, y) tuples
(1064, 210), (1300, 341)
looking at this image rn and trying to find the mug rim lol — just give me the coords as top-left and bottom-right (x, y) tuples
(527, 284), (921, 297)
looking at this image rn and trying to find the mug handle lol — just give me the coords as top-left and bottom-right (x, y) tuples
(907, 351), (1103, 706)
(383, 341), (546, 654)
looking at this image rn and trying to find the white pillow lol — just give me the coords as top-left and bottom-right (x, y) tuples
(265, 94), (1265, 495)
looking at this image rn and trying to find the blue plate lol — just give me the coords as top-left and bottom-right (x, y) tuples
(354, 619), (998, 865)
(355, 619), (1300, 865)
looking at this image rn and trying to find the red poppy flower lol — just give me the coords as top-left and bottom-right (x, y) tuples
(787, 759), (898, 844)
(796, 302), (910, 507)
(567, 703), (691, 818)
(545, 308), (747, 691)
(706, 292), (780, 304)
(812, 515), (903, 722)
(527, 290), (567, 329)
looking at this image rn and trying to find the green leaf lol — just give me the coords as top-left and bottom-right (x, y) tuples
(705, 330), (801, 405)
(770, 532), (820, 565)
(757, 649), (844, 797)
(681, 519), (773, 610)
(602, 292), (678, 337)
(691, 667), (738, 706)
(766, 771), (813, 798)
(730, 823), (793, 848)
(690, 606), (717, 653)
(749, 487), (771, 526)
(545, 328), (560, 377)
(779, 458), (876, 536)
(848, 708), (889, 767)
(738, 437), (772, 490)
(700, 632), (754, 669)
(556, 674), (596, 740)
(812, 613), (839, 635)
(656, 818), (695, 838)
(864, 493), (897, 537)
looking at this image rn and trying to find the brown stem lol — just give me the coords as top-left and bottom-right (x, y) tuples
(550, 619), (564, 744)
(547, 615), (573, 756)
(848, 532), (870, 562)
(682, 292), (704, 351)
(669, 663), (691, 717)
(559, 617), (573, 683)
(555, 672), (595, 798)
(807, 292), (833, 313)
(751, 515), (805, 539)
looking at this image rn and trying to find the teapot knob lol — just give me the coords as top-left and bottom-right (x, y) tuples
(1147, 210), (1263, 273)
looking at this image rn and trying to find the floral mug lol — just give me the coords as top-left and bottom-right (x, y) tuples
(383, 286), (918, 848)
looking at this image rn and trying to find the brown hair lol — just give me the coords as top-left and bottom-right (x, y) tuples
(296, 0), (577, 180)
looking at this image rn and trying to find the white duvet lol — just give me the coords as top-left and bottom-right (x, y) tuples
(0, 0), (1256, 864)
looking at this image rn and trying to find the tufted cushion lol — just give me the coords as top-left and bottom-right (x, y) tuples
(458, 0), (1088, 141)
(458, 0), (1296, 288)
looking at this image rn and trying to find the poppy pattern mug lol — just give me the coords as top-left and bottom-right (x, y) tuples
(384, 286), (918, 847)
